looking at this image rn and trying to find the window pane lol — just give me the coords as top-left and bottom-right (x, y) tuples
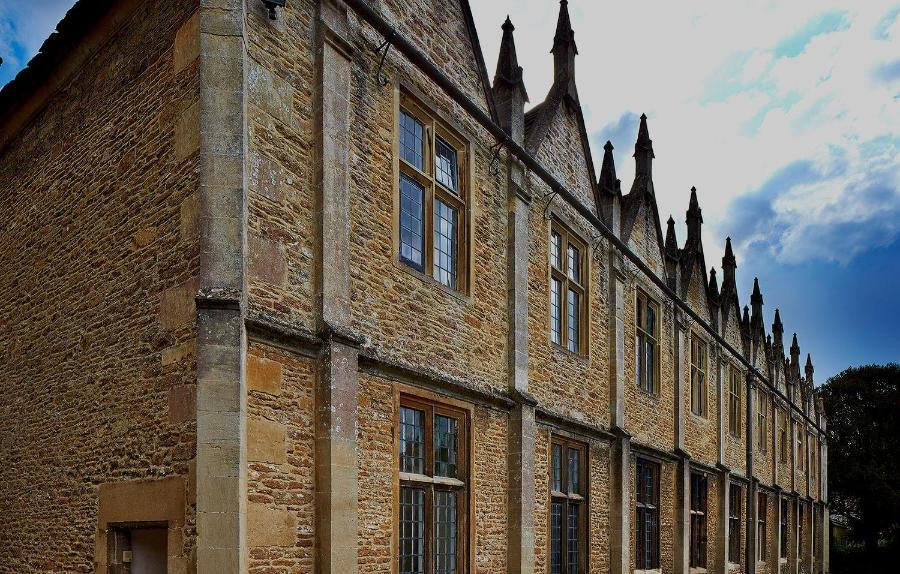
(567, 504), (580, 573)
(645, 341), (655, 393)
(434, 490), (458, 574)
(400, 175), (425, 270)
(550, 231), (562, 269)
(551, 444), (562, 492)
(567, 243), (580, 283)
(567, 448), (580, 494)
(399, 407), (425, 474)
(400, 109), (424, 170)
(400, 487), (425, 574)
(433, 199), (458, 288)
(567, 289), (580, 353)
(550, 502), (563, 574)
(551, 278), (562, 345)
(646, 304), (656, 336)
(435, 137), (459, 193)
(434, 415), (458, 478)
(636, 332), (645, 391)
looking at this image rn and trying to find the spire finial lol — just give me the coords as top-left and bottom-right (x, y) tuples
(752, 277), (763, 303)
(709, 267), (720, 300)
(552, 0), (578, 97)
(686, 187), (703, 246)
(599, 140), (618, 195)
(633, 113), (655, 178)
(493, 15), (528, 141)
(665, 215), (678, 256)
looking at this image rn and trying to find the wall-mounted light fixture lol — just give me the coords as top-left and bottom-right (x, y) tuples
(263, 0), (286, 20)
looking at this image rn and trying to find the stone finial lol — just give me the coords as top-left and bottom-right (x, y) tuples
(686, 186), (703, 248)
(805, 353), (814, 384)
(790, 333), (801, 379)
(599, 140), (619, 195)
(709, 267), (720, 303)
(493, 16), (528, 143)
(665, 215), (678, 256)
(721, 237), (737, 292)
(772, 308), (784, 352)
(742, 305), (750, 331)
(552, 0), (578, 97)
(633, 113), (655, 179)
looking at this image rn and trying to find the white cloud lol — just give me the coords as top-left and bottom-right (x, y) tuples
(471, 0), (900, 265)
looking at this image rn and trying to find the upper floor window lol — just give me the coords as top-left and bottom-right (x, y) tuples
(729, 367), (742, 437)
(690, 335), (707, 417)
(757, 388), (768, 453)
(549, 221), (587, 354)
(398, 395), (468, 574)
(797, 428), (804, 471)
(636, 292), (659, 394)
(689, 472), (708, 568)
(397, 98), (468, 292)
(729, 484), (742, 563)
(779, 414), (788, 463)
(550, 437), (587, 574)
(635, 458), (660, 570)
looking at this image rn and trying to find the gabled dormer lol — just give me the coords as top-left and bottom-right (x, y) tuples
(524, 0), (599, 212)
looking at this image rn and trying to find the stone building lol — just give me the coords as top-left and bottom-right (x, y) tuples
(0, 0), (829, 573)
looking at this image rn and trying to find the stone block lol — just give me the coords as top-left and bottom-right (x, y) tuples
(248, 234), (287, 286)
(180, 193), (200, 242)
(248, 503), (297, 547)
(159, 278), (199, 330)
(169, 385), (197, 424)
(247, 354), (282, 395)
(248, 417), (287, 464)
(162, 340), (196, 366)
(175, 101), (200, 162)
(174, 12), (200, 74)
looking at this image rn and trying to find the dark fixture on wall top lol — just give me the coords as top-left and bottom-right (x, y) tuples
(263, 0), (286, 20)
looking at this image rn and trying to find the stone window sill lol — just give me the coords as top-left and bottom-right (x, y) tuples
(635, 569), (662, 574)
(690, 568), (708, 574)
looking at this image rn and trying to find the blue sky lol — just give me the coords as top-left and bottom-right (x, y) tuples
(2, 1), (898, 383)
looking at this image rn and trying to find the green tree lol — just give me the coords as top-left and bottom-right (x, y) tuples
(819, 363), (900, 566)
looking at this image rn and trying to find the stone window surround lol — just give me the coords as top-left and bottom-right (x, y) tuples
(689, 331), (708, 418)
(635, 289), (661, 396)
(393, 384), (473, 574)
(728, 363), (743, 438)
(548, 434), (589, 574)
(392, 83), (473, 296)
(548, 215), (589, 357)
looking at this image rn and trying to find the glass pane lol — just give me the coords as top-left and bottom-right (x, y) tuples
(567, 244), (580, 282)
(646, 304), (656, 336)
(645, 342), (655, 393)
(550, 231), (562, 269)
(400, 175), (425, 270)
(433, 199), (458, 288)
(550, 502), (563, 574)
(567, 448), (580, 494)
(551, 278), (562, 344)
(434, 491), (458, 574)
(636, 332), (645, 391)
(435, 136), (459, 193)
(400, 109), (424, 170)
(399, 406), (425, 474)
(551, 444), (562, 492)
(568, 504), (579, 573)
(434, 415), (458, 478)
(400, 487), (425, 574)
(567, 289), (579, 353)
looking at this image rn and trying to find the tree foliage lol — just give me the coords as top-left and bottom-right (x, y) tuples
(820, 363), (900, 557)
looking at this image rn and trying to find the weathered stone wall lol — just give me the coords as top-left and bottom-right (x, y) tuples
(0, 0), (199, 571)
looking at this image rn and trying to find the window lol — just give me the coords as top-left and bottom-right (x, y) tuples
(550, 437), (587, 574)
(729, 368), (742, 437)
(797, 502), (804, 561)
(757, 389), (768, 453)
(636, 292), (659, 394)
(635, 459), (660, 570)
(729, 484), (742, 563)
(797, 428), (804, 472)
(757, 492), (768, 563)
(690, 336), (707, 417)
(689, 472), (708, 568)
(779, 413), (788, 464)
(549, 221), (587, 354)
(397, 99), (468, 291)
(780, 499), (789, 559)
(398, 395), (468, 574)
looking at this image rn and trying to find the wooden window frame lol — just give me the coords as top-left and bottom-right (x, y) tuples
(548, 436), (588, 574)
(395, 92), (470, 294)
(635, 458), (660, 570)
(779, 412), (788, 464)
(635, 291), (660, 395)
(729, 483), (742, 564)
(396, 391), (470, 574)
(757, 388), (768, 454)
(690, 334), (707, 417)
(548, 218), (588, 355)
(729, 367), (742, 437)
(689, 471), (709, 568)
(757, 492), (768, 563)
(797, 427), (804, 472)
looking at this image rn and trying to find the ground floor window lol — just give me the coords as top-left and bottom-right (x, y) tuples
(689, 472), (708, 568)
(757, 492), (768, 563)
(780, 498), (789, 559)
(398, 394), (468, 574)
(635, 458), (660, 570)
(729, 483), (742, 563)
(549, 436), (587, 574)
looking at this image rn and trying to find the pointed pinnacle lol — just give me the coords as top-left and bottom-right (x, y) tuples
(806, 353), (813, 368)
(503, 15), (514, 31)
(791, 333), (799, 349)
(552, 0), (577, 55)
(774, 308), (782, 326)
(604, 140), (614, 152)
